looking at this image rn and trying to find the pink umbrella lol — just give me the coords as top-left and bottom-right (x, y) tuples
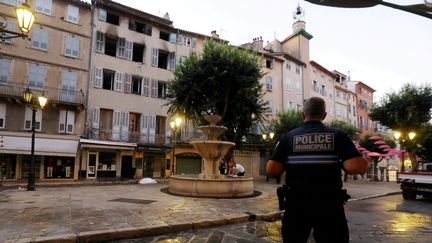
(374, 140), (387, 145)
(369, 135), (382, 140)
(366, 152), (383, 157)
(357, 147), (366, 151)
(383, 148), (392, 152)
(378, 144), (390, 149)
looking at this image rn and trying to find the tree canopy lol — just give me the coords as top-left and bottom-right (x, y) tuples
(369, 83), (432, 169)
(165, 39), (268, 146)
(270, 110), (303, 141)
(328, 120), (359, 140)
(369, 83), (432, 131)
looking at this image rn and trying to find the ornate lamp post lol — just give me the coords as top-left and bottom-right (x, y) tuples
(23, 88), (48, 191)
(262, 131), (276, 182)
(169, 115), (183, 177)
(394, 131), (416, 172)
(1, 1), (35, 41)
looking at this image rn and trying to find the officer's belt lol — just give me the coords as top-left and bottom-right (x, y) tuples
(286, 155), (339, 164)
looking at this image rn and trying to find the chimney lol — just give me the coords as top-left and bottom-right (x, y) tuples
(211, 30), (220, 39)
(252, 36), (263, 51)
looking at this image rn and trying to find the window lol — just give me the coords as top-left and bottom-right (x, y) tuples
(178, 35), (196, 47)
(59, 110), (75, 133)
(102, 69), (115, 90)
(24, 107), (42, 131)
(296, 67), (301, 75)
(336, 90), (341, 98)
(32, 27), (49, 51)
(321, 85), (326, 96)
(132, 43), (145, 63)
(267, 101), (272, 114)
(0, 103), (6, 128)
(95, 31), (105, 53)
(116, 38), (132, 60)
(104, 35), (117, 57)
(297, 104), (301, 111)
(0, 58), (11, 84)
(159, 31), (170, 41)
(60, 70), (77, 102)
(266, 76), (272, 91)
(67, 5), (79, 23)
(265, 59), (273, 69)
(353, 105), (356, 116)
(142, 77), (149, 97)
(286, 78), (291, 91)
(150, 79), (157, 98)
(128, 19), (152, 36)
(98, 8), (119, 25)
(286, 62), (291, 70)
(35, 0), (52, 15)
(28, 64), (45, 90)
(168, 52), (176, 70)
(157, 81), (167, 99)
(129, 113), (140, 132)
(288, 101), (293, 110)
(64, 34), (80, 58)
(131, 76), (141, 95)
(320, 72), (324, 78)
(0, 0), (24, 6)
(151, 48), (158, 67)
(312, 80), (318, 92)
(296, 81), (301, 95)
(157, 50), (168, 69)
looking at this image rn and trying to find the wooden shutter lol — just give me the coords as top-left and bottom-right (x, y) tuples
(120, 111), (129, 141)
(151, 48), (158, 67)
(112, 110), (121, 141)
(59, 110), (66, 132)
(142, 77), (149, 97)
(124, 73), (131, 93)
(94, 67), (102, 88)
(66, 111), (75, 133)
(149, 115), (156, 143)
(92, 107), (100, 129)
(140, 113), (148, 143)
(114, 72), (122, 91)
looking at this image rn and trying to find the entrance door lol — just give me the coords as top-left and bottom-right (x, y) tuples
(143, 156), (154, 178)
(87, 152), (98, 179)
(176, 155), (201, 175)
(121, 156), (133, 179)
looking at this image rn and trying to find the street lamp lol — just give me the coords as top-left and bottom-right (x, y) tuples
(262, 131), (277, 182)
(1, 1), (35, 41)
(23, 88), (48, 191)
(169, 115), (183, 177)
(393, 130), (416, 172)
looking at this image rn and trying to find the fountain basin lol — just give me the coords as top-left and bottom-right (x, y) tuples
(169, 175), (254, 198)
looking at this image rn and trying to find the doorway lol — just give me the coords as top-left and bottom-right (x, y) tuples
(121, 155), (134, 179)
(87, 152), (98, 179)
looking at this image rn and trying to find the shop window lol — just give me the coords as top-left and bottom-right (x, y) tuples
(45, 156), (74, 178)
(98, 152), (116, 173)
(0, 154), (16, 179)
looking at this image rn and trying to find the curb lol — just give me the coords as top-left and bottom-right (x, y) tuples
(348, 191), (401, 202)
(25, 214), (253, 243)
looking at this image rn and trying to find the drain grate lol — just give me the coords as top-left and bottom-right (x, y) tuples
(109, 198), (156, 205)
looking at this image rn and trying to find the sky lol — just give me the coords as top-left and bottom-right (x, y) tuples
(103, 0), (431, 102)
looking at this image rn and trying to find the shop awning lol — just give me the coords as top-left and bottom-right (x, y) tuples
(0, 135), (79, 157)
(80, 139), (137, 150)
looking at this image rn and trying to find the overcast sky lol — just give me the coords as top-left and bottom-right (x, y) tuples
(105, 0), (431, 102)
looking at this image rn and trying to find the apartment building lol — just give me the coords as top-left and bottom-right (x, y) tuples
(309, 61), (336, 122)
(81, 1), (207, 180)
(333, 70), (357, 127)
(0, 0), (91, 180)
(348, 81), (375, 136)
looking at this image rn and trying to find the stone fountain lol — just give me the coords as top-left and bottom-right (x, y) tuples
(168, 115), (254, 198)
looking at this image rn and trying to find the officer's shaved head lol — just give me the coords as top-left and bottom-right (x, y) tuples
(303, 97), (326, 121)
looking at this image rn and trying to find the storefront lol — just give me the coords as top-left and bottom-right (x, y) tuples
(135, 145), (170, 178)
(0, 134), (79, 180)
(80, 139), (136, 180)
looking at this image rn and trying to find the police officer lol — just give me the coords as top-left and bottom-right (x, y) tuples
(266, 97), (368, 243)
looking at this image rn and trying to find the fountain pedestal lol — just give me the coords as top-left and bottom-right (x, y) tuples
(168, 115), (254, 198)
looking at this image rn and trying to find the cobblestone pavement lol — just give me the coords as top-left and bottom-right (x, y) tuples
(0, 180), (400, 242)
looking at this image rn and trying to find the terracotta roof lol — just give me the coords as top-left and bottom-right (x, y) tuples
(100, 0), (173, 27)
(350, 81), (376, 92)
(310, 60), (337, 79)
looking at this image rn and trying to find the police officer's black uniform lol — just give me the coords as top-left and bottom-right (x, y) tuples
(270, 120), (361, 243)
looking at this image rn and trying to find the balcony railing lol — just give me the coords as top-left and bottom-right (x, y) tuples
(0, 81), (85, 105)
(90, 128), (206, 145)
